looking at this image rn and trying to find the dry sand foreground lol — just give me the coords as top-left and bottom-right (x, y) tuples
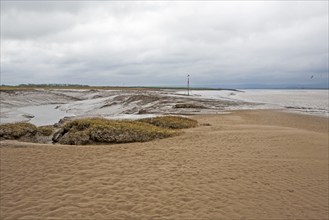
(0, 110), (328, 219)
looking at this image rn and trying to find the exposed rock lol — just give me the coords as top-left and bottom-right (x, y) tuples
(23, 114), (34, 119)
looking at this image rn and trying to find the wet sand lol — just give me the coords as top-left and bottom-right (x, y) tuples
(1, 110), (328, 219)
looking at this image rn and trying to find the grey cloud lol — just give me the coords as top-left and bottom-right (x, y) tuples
(1, 1), (328, 88)
(1, 1), (84, 13)
(1, 1), (81, 39)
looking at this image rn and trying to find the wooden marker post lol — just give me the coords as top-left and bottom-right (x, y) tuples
(187, 74), (190, 96)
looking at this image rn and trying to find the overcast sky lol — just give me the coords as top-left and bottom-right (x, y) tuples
(1, 1), (328, 88)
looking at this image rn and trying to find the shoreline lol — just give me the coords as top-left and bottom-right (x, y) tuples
(1, 110), (328, 219)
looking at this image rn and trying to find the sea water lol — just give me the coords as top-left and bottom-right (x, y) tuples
(178, 89), (329, 117)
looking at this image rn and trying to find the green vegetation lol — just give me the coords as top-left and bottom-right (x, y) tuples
(0, 122), (37, 140)
(174, 103), (205, 109)
(37, 126), (54, 136)
(53, 118), (179, 145)
(139, 116), (198, 129)
(0, 116), (197, 145)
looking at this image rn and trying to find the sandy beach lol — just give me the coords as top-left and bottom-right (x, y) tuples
(0, 110), (328, 219)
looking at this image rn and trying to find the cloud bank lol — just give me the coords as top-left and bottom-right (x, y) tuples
(1, 1), (328, 88)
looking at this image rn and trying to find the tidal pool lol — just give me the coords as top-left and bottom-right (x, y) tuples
(18, 104), (74, 126)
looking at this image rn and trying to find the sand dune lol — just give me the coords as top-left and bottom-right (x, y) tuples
(1, 110), (328, 219)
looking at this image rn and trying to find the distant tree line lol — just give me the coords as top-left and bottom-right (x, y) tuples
(16, 83), (90, 87)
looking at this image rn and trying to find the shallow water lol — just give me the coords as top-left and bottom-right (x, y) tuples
(18, 104), (74, 126)
(177, 89), (329, 117)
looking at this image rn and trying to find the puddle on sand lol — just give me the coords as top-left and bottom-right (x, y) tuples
(18, 104), (74, 126)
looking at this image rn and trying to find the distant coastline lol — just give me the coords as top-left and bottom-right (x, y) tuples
(1, 84), (327, 91)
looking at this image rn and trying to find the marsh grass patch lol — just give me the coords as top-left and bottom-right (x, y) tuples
(174, 103), (206, 109)
(0, 122), (37, 140)
(37, 126), (54, 136)
(139, 116), (198, 129)
(52, 118), (179, 145)
(1, 116), (197, 145)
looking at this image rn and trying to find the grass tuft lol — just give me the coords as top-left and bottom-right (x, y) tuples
(0, 122), (37, 140)
(139, 116), (198, 129)
(174, 103), (205, 109)
(53, 118), (179, 145)
(37, 126), (54, 136)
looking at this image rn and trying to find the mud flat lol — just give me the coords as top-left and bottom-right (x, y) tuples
(1, 89), (327, 126)
(0, 89), (247, 125)
(1, 110), (328, 219)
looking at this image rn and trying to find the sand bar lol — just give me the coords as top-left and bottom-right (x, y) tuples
(0, 110), (328, 219)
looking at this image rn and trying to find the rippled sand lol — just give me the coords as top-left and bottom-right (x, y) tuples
(1, 110), (328, 219)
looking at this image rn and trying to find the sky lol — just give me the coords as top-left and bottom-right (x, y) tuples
(1, 1), (328, 88)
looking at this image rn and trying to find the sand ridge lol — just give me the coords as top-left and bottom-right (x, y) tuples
(0, 110), (328, 219)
